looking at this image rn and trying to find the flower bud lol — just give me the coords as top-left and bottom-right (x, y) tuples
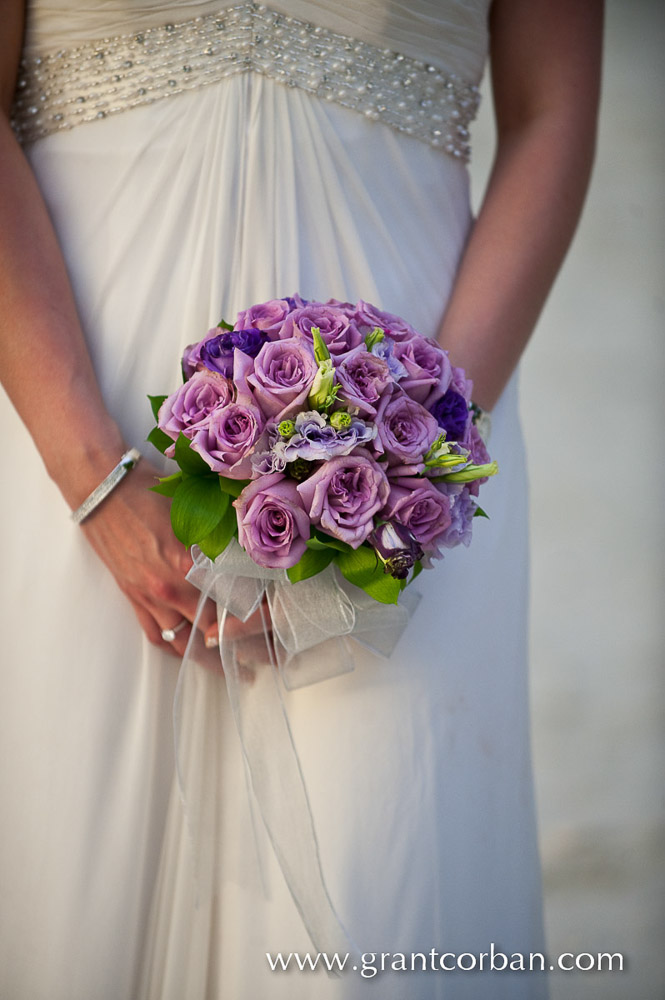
(368, 520), (424, 580)
(330, 410), (352, 429)
(278, 419), (296, 439)
(311, 327), (331, 365)
(287, 457), (315, 482)
(443, 460), (499, 483)
(364, 326), (385, 351)
(308, 359), (338, 412)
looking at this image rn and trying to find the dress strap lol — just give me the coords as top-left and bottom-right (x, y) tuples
(12, 2), (480, 160)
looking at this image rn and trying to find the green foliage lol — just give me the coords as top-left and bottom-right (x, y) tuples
(307, 528), (353, 553)
(217, 318), (233, 331)
(150, 471), (183, 497)
(218, 476), (250, 499)
(170, 476), (229, 547)
(335, 544), (402, 605)
(198, 505), (237, 560)
(174, 432), (211, 475)
(287, 546), (335, 584)
(147, 426), (173, 456)
(474, 505), (490, 519)
(148, 394), (168, 421)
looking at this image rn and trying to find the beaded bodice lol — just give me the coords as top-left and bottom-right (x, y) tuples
(13, 1), (490, 159)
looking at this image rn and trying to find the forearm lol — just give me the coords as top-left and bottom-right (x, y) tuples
(0, 113), (125, 507)
(437, 113), (596, 410)
(437, 0), (603, 411)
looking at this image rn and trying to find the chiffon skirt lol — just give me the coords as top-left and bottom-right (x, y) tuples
(0, 73), (547, 999)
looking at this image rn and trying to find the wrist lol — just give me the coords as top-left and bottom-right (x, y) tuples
(45, 422), (129, 510)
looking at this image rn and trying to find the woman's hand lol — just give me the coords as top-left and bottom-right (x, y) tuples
(80, 458), (218, 658)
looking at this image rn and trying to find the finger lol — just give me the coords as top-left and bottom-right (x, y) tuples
(129, 599), (191, 658)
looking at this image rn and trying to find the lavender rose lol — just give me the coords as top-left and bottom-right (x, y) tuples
(158, 371), (234, 450)
(182, 328), (220, 379)
(384, 477), (452, 557)
(296, 450), (390, 548)
(189, 401), (264, 478)
(235, 298), (302, 337)
(247, 337), (318, 419)
(393, 336), (452, 406)
(353, 300), (420, 342)
(234, 473), (310, 569)
(429, 389), (471, 441)
(280, 304), (364, 358)
(335, 347), (393, 417)
(374, 389), (439, 465)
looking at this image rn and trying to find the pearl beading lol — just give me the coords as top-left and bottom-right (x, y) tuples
(12, 3), (480, 159)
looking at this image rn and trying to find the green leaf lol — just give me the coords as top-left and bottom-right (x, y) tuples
(218, 476), (250, 499)
(217, 318), (233, 331)
(170, 476), (229, 547)
(411, 559), (424, 581)
(150, 471), (183, 497)
(335, 545), (402, 604)
(198, 504), (237, 560)
(287, 546), (335, 584)
(474, 505), (490, 519)
(148, 394), (168, 422)
(147, 425), (174, 457)
(174, 432), (212, 475)
(311, 528), (353, 553)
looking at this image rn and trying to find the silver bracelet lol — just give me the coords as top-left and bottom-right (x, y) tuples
(70, 447), (142, 524)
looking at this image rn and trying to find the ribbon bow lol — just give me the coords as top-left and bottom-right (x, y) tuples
(175, 540), (419, 958)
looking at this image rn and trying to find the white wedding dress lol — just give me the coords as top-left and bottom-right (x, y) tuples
(0, 2), (547, 998)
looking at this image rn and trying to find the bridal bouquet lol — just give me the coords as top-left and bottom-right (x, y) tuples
(148, 296), (496, 604)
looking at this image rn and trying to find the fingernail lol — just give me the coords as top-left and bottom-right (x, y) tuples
(205, 634), (218, 649)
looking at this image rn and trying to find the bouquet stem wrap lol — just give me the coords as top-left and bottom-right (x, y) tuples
(175, 539), (419, 958)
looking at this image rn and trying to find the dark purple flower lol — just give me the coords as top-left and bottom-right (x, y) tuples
(231, 327), (270, 358)
(430, 389), (471, 441)
(368, 520), (424, 579)
(199, 332), (235, 377)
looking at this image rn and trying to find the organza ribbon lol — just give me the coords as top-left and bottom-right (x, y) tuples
(174, 539), (419, 958)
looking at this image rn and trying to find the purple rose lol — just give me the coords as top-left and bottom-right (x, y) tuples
(429, 389), (471, 441)
(235, 298), (299, 337)
(353, 300), (420, 342)
(182, 328), (222, 379)
(384, 477), (452, 557)
(296, 450), (390, 548)
(247, 337), (318, 419)
(335, 347), (393, 417)
(393, 336), (452, 406)
(234, 473), (310, 569)
(189, 401), (264, 478)
(280, 304), (364, 358)
(434, 483), (476, 548)
(374, 389), (439, 465)
(157, 371), (234, 449)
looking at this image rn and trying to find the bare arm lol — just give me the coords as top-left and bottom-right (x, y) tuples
(0, 1), (214, 655)
(437, 0), (603, 410)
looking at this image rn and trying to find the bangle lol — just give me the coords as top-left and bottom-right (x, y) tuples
(70, 448), (142, 524)
(470, 401), (492, 446)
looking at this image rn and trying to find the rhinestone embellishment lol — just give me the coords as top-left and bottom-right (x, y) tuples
(12, 2), (480, 159)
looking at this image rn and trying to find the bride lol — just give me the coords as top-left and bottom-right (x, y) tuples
(0, 1), (602, 998)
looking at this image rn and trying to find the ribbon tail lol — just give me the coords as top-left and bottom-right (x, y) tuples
(219, 599), (359, 965)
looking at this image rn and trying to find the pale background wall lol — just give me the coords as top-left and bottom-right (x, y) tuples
(468, 2), (664, 997)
